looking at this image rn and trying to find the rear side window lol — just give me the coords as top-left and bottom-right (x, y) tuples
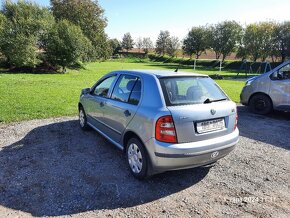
(111, 75), (141, 105)
(159, 77), (228, 106)
(128, 79), (141, 105)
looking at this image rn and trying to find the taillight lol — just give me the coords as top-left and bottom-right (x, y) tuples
(155, 115), (177, 143)
(234, 109), (238, 130)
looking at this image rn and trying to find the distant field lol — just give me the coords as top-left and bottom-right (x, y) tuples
(0, 61), (247, 123)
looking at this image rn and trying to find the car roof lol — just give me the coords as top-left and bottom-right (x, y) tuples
(113, 70), (207, 78)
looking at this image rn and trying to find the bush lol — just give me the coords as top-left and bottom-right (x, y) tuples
(44, 20), (93, 72)
(0, 1), (110, 71)
(148, 54), (282, 72)
(0, 1), (54, 68)
(0, 33), (39, 67)
(51, 0), (108, 60)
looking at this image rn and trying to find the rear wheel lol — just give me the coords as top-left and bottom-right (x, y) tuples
(79, 106), (90, 130)
(126, 138), (148, 179)
(249, 94), (273, 115)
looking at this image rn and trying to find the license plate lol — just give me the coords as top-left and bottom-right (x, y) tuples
(196, 118), (225, 133)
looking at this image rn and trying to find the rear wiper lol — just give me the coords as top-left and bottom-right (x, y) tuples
(204, 98), (227, 104)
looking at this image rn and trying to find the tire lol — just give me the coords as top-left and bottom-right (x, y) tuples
(79, 106), (90, 130)
(249, 94), (273, 115)
(126, 138), (148, 179)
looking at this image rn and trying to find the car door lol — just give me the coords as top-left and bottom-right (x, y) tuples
(269, 63), (290, 110)
(85, 75), (118, 132)
(101, 74), (142, 143)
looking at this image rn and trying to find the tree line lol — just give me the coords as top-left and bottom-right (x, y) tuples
(0, 0), (289, 73)
(120, 21), (290, 63)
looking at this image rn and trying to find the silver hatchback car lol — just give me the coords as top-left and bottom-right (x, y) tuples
(240, 60), (290, 114)
(79, 70), (239, 179)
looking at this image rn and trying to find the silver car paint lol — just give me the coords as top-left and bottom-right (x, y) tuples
(79, 70), (239, 174)
(240, 60), (290, 111)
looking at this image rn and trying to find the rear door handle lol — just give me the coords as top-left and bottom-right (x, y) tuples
(124, 110), (131, 117)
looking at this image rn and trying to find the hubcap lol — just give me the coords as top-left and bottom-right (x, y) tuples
(255, 99), (266, 111)
(79, 110), (85, 127)
(127, 143), (143, 174)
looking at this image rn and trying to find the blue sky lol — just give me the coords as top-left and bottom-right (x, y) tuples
(1, 0), (290, 41)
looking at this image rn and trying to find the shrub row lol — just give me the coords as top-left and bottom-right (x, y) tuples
(148, 54), (282, 72)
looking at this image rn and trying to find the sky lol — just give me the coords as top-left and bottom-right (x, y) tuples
(1, 0), (290, 42)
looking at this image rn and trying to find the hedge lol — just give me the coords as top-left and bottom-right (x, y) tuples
(147, 54), (282, 72)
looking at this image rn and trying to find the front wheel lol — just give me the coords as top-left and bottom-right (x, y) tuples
(249, 94), (273, 115)
(126, 138), (148, 179)
(79, 106), (90, 130)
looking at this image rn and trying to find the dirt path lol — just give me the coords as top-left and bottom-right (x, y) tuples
(0, 106), (289, 217)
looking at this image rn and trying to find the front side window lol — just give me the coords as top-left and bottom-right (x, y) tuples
(93, 75), (117, 97)
(270, 64), (290, 80)
(111, 75), (141, 104)
(159, 76), (228, 106)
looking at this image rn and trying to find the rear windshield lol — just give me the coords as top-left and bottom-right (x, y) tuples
(159, 76), (228, 106)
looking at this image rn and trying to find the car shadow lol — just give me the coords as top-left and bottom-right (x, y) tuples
(0, 120), (210, 216)
(237, 105), (290, 150)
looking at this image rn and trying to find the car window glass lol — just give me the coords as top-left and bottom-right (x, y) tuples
(93, 75), (117, 97)
(278, 64), (290, 80)
(176, 80), (197, 95)
(128, 79), (141, 105)
(111, 75), (139, 103)
(271, 64), (290, 80)
(160, 77), (227, 106)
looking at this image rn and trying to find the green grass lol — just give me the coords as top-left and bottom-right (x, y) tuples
(0, 61), (246, 123)
(215, 79), (244, 101)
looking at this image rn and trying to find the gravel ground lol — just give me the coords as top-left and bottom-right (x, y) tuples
(0, 106), (289, 218)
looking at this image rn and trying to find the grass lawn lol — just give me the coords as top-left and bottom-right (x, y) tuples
(0, 61), (246, 123)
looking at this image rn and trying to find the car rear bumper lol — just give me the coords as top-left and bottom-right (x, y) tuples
(146, 128), (239, 173)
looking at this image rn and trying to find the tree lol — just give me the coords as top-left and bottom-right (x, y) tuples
(136, 37), (143, 53)
(0, 13), (5, 33)
(183, 26), (210, 59)
(155, 30), (170, 56)
(0, 1), (54, 67)
(240, 22), (275, 62)
(44, 20), (93, 72)
(0, 32), (39, 67)
(209, 21), (242, 61)
(236, 46), (247, 61)
(0, 13), (6, 58)
(272, 21), (290, 62)
(108, 38), (121, 56)
(121, 32), (134, 52)
(166, 36), (180, 57)
(258, 22), (276, 62)
(142, 37), (153, 54)
(51, 0), (108, 59)
(209, 25), (222, 60)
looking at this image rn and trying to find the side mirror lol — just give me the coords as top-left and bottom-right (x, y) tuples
(81, 88), (91, 95)
(270, 72), (279, 80)
(277, 72), (283, 80)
